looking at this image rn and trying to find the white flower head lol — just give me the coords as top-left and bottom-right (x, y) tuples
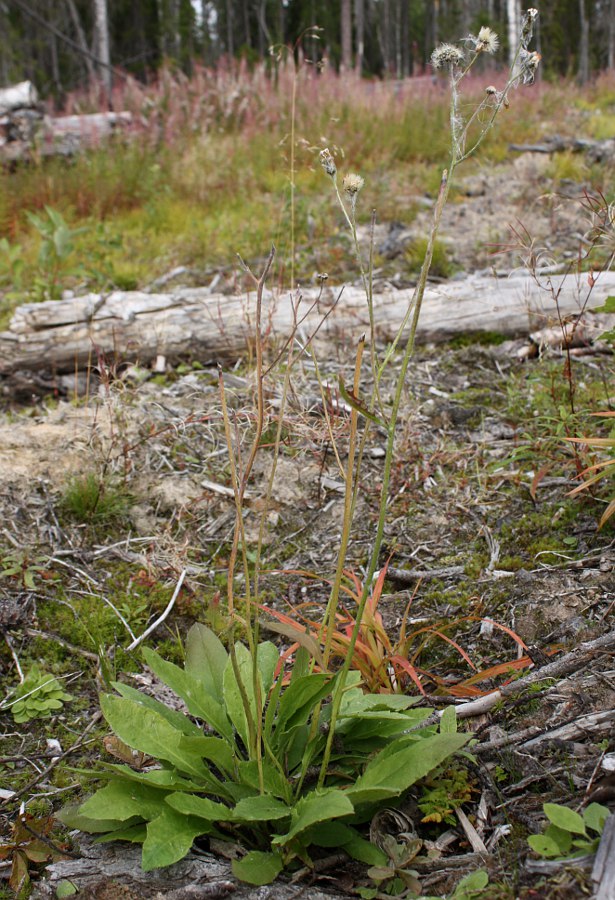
(475, 26), (499, 53)
(431, 43), (465, 70)
(342, 173), (365, 196)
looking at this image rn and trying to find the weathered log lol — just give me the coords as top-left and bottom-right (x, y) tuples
(45, 110), (132, 141)
(1, 272), (614, 375)
(510, 134), (615, 163)
(593, 815), (615, 900)
(0, 80), (38, 114)
(0, 107), (132, 161)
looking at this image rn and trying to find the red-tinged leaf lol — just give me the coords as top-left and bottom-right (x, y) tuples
(481, 618), (529, 651)
(530, 464), (554, 501)
(422, 628), (478, 671)
(568, 471), (613, 495)
(9, 850), (30, 895)
(390, 657), (426, 695)
(443, 683), (488, 698)
(567, 436), (615, 448)
(259, 619), (326, 669)
(598, 498), (615, 529)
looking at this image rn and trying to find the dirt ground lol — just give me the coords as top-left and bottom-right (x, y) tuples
(0, 152), (614, 899)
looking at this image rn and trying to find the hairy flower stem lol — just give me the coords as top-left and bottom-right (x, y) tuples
(318, 169), (451, 787)
(322, 335), (365, 667)
(220, 246), (275, 792)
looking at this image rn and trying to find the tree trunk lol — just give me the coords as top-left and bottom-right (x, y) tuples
(341, 0), (352, 70)
(354, 0), (364, 74)
(93, 0), (112, 99)
(507, 0), (519, 67)
(578, 0), (590, 83)
(65, 0), (96, 82)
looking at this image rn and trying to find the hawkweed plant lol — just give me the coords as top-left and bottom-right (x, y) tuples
(63, 15), (541, 886)
(316, 8), (541, 780)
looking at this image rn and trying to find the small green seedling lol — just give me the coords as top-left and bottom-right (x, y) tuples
(6, 668), (72, 724)
(528, 802), (609, 859)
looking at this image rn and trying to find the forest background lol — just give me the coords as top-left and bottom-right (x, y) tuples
(1, 0), (615, 104)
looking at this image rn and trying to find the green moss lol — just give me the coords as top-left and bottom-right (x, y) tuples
(405, 236), (455, 279)
(59, 472), (133, 529)
(449, 331), (507, 349)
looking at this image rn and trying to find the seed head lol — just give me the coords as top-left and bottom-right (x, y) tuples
(431, 43), (465, 70)
(319, 148), (337, 177)
(474, 26), (499, 53)
(342, 173), (365, 196)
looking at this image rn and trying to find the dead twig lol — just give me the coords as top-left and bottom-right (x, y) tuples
(126, 569), (187, 651)
(0, 711), (102, 809)
(459, 628), (615, 725)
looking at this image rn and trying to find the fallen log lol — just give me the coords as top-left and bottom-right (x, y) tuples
(509, 134), (615, 163)
(1, 271), (614, 375)
(0, 80), (38, 114)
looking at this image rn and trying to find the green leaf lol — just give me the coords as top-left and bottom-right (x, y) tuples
(185, 623), (228, 703)
(57, 804), (141, 834)
(141, 649), (234, 743)
(271, 673), (333, 751)
(94, 824), (147, 844)
(235, 760), (289, 799)
(340, 690), (420, 715)
(346, 733), (469, 808)
(528, 832), (568, 858)
(305, 819), (387, 865)
(79, 780), (166, 823)
(112, 682), (202, 737)
(336, 709), (430, 744)
(142, 808), (211, 871)
(440, 706), (457, 734)
(454, 868), (489, 897)
(544, 803), (587, 836)
(223, 643), (258, 749)
(528, 824), (572, 858)
(344, 833), (388, 866)
(165, 792), (233, 823)
(233, 795), (291, 822)
(592, 295), (615, 313)
(290, 645), (310, 683)
(256, 641), (281, 696)
(231, 850), (283, 885)
(56, 880), (78, 897)
(178, 735), (236, 776)
(584, 803), (609, 834)
(100, 764), (204, 792)
(264, 668), (285, 741)
(273, 789), (354, 846)
(99, 694), (209, 779)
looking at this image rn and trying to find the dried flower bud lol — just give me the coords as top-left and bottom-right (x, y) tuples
(316, 272), (329, 282)
(519, 48), (541, 83)
(319, 148), (337, 177)
(342, 173), (365, 196)
(431, 43), (465, 70)
(522, 8), (539, 41)
(485, 85), (498, 94)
